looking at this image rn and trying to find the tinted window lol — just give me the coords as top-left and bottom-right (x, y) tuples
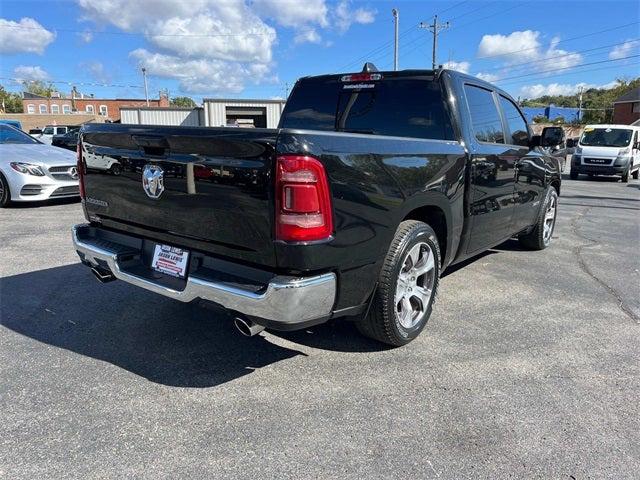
(43, 127), (54, 134)
(499, 95), (529, 146)
(464, 85), (504, 144)
(0, 125), (40, 144)
(280, 76), (455, 140)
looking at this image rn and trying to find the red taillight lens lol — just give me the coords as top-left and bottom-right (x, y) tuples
(275, 155), (333, 242)
(77, 140), (86, 199)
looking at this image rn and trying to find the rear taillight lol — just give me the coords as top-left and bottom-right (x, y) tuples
(77, 140), (85, 199)
(275, 155), (333, 242)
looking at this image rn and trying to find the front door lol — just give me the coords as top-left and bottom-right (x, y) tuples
(463, 84), (518, 253)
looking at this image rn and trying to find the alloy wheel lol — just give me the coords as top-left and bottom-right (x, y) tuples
(394, 241), (436, 329)
(543, 195), (557, 244)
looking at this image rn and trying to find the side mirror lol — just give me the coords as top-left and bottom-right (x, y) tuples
(541, 126), (565, 147)
(566, 138), (575, 149)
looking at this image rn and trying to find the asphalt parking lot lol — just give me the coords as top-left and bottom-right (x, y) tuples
(1, 175), (639, 479)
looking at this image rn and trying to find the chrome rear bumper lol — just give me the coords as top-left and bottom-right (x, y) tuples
(72, 224), (336, 327)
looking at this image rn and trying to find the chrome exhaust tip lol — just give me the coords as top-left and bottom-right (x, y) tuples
(91, 266), (116, 283)
(233, 316), (265, 337)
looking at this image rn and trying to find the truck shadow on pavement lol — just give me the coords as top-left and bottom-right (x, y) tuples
(1, 263), (383, 388)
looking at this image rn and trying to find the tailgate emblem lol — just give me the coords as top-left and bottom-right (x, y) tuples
(142, 164), (164, 199)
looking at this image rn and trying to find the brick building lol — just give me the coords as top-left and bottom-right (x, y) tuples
(612, 87), (640, 125)
(22, 92), (169, 122)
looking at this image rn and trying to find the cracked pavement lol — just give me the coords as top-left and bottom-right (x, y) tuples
(1, 175), (639, 479)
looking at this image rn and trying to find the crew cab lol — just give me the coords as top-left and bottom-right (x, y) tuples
(72, 66), (562, 346)
(570, 124), (640, 182)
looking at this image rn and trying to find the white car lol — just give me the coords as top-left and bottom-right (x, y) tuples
(33, 125), (74, 145)
(0, 124), (79, 207)
(570, 124), (640, 182)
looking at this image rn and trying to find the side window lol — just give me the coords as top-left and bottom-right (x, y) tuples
(499, 95), (529, 146)
(39, 104), (48, 114)
(43, 127), (54, 135)
(464, 84), (504, 144)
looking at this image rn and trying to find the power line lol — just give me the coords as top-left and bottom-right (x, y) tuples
(476, 21), (639, 60)
(0, 76), (144, 89)
(446, 1), (531, 33)
(338, 22), (420, 71)
(487, 38), (640, 74)
(0, 23), (280, 38)
(493, 54), (640, 82)
(496, 63), (634, 88)
(446, 1), (496, 22)
(435, 1), (470, 16)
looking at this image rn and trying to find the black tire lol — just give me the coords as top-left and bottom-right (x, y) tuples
(357, 220), (441, 347)
(0, 172), (11, 207)
(110, 163), (122, 176)
(569, 169), (579, 180)
(518, 187), (558, 250)
(632, 168), (639, 179)
(621, 168), (629, 183)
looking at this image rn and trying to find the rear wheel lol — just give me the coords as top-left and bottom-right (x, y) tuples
(518, 187), (558, 250)
(357, 220), (440, 347)
(0, 172), (11, 207)
(632, 169), (639, 180)
(569, 169), (579, 180)
(110, 163), (122, 176)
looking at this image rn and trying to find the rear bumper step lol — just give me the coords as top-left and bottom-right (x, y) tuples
(72, 224), (336, 328)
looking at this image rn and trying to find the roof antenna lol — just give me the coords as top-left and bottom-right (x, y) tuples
(362, 62), (379, 73)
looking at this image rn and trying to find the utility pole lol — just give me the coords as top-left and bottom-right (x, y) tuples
(141, 67), (149, 106)
(392, 8), (399, 71)
(578, 86), (584, 121)
(420, 15), (450, 70)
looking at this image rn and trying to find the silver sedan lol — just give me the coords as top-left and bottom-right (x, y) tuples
(0, 125), (79, 207)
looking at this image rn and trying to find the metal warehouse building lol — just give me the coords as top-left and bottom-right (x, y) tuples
(203, 98), (286, 128)
(120, 99), (286, 128)
(120, 107), (205, 126)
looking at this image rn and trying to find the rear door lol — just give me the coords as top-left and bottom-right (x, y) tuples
(463, 83), (518, 253)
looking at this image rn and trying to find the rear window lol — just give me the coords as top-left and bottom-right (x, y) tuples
(279, 76), (455, 140)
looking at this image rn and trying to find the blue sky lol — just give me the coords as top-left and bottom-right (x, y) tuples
(1, 0), (638, 102)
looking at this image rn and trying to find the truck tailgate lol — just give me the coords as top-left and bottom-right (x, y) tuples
(80, 124), (278, 267)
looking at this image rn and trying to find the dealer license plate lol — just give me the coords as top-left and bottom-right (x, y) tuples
(151, 244), (190, 278)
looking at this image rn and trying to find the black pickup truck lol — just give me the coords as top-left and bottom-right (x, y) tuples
(72, 66), (562, 346)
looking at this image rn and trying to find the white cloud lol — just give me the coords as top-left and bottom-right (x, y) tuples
(519, 81), (619, 99)
(478, 30), (582, 73)
(253, 0), (329, 27)
(13, 65), (50, 82)
(78, 0), (278, 95)
(609, 39), (640, 59)
(0, 17), (56, 54)
(442, 61), (470, 73)
(294, 28), (322, 45)
(475, 72), (499, 82)
(78, 29), (93, 43)
(130, 49), (272, 94)
(334, 0), (376, 33)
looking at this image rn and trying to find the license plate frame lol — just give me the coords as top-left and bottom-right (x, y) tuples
(151, 244), (190, 278)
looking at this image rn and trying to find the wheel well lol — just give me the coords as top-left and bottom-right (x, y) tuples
(403, 206), (447, 261)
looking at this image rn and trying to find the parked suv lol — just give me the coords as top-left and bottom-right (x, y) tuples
(570, 124), (640, 182)
(72, 66), (562, 346)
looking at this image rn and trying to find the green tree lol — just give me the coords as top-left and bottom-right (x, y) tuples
(23, 80), (55, 97)
(170, 96), (197, 108)
(0, 85), (23, 113)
